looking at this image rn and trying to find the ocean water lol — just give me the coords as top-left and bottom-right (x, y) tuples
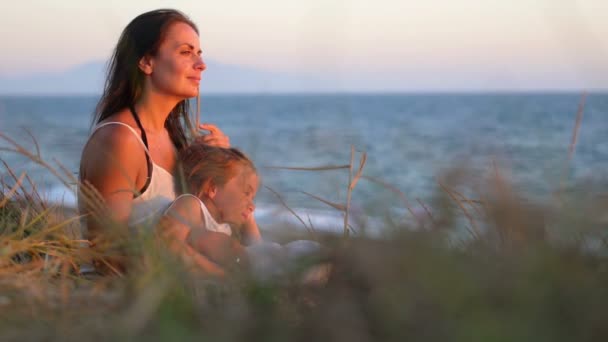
(1, 93), (607, 232)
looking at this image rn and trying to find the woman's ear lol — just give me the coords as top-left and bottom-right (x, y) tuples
(138, 55), (154, 75)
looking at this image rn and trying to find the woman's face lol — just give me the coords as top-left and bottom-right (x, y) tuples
(211, 168), (258, 226)
(146, 22), (206, 99)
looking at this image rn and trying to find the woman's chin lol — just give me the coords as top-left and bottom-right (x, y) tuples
(183, 91), (199, 99)
(175, 88), (200, 99)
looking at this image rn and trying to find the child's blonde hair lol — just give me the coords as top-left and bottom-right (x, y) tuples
(176, 143), (257, 197)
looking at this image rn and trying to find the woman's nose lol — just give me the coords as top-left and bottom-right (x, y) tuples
(195, 56), (206, 71)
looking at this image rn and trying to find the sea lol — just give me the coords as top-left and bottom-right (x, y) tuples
(1, 93), (607, 234)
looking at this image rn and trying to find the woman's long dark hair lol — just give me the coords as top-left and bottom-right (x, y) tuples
(93, 9), (198, 150)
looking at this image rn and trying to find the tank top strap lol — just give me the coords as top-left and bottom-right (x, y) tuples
(90, 121), (153, 197)
(91, 122), (151, 156)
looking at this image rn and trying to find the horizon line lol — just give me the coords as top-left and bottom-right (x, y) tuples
(0, 89), (605, 97)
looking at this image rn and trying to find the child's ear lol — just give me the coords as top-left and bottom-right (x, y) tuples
(207, 182), (218, 199)
(138, 55), (154, 75)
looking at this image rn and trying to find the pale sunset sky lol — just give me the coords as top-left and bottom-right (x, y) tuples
(1, 0), (607, 91)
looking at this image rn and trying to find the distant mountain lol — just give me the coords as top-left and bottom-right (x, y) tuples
(0, 60), (335, 95)
(2, 60), (602, 95)
(199, 62), (331, 93)
(0, 61), (106, 95)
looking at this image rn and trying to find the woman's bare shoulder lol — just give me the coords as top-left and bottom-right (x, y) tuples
(84, 111), (144, 153)
(91, 110), (141, 141)
(80, 110), (147, 180)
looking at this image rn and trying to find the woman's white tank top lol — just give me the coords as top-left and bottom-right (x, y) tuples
(81, 122), (176, 228)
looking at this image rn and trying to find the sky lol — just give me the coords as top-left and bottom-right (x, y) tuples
(1, 0), (607, 91)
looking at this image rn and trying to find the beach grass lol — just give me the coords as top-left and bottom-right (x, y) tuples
(2, 100), (608, 340)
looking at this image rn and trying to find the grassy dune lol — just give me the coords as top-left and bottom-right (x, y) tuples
(2, 100), (608, 341)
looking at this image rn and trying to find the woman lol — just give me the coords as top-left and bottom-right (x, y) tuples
(78, 9), (259, 275)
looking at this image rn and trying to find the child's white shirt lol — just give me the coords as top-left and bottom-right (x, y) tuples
(164, 194), (325, 284)
(165, 194), (232, 236)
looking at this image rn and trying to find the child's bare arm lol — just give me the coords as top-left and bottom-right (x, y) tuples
(158, 195), (225, 276)
(240, 215), (262, 246)
(187, 228), (247, 269)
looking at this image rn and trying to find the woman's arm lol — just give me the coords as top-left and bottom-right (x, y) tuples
(79, 125), (148, 238)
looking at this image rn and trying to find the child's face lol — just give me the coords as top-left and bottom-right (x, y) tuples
(212, 168), (258, 225)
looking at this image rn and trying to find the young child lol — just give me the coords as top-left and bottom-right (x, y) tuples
(161, 143), (325, 281)
(159, 144), (258, 273)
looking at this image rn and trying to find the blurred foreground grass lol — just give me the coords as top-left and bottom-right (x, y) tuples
(2, 101), (608, 341)
(2, 161), (608, 342)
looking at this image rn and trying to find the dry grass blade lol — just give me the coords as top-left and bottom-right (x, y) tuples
(265, 185), (313, 235)
(77, 180), (111, 227)
(438, 181), (480, 240)
(54, 159), (79, 184)
(21, 206), (54, 233)
(349, 151), (367, 191)
(0, 171), (26, 208)
(344, 146), (355, 237)
(300, 191), (346, 211)
(24, 173), (47, 211)
(0, 133), (26, 155)
(361, 175), (421, 225)
(23, 127), (41, 159)
(0, 133), (75, 192)
(568, 92), (587, 162)
(3, 206), (54, 242)
(347, 223), (357, 235)
(416, 198), (435, 223)
(264, 165), (350, 171)
(28, 214), (83, 240)
(18, 206), (29, 233)
(196, 94), (201, 137)
(445, 186), (485, 218)
(79, 189), (109, 226)
(0, 260), (45, 274)
(97, 258), (125, 278)
(557, 92), (588, 198)
(306, 214), (317, 236)
(1, 160), (40, 212)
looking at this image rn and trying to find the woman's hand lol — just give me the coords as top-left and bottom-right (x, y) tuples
(196, 123), (230, 148)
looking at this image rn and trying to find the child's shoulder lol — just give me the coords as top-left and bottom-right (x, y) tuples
(165, 194), (203, 215)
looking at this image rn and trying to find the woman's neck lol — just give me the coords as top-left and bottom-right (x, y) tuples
(134, 92), (182, 133)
